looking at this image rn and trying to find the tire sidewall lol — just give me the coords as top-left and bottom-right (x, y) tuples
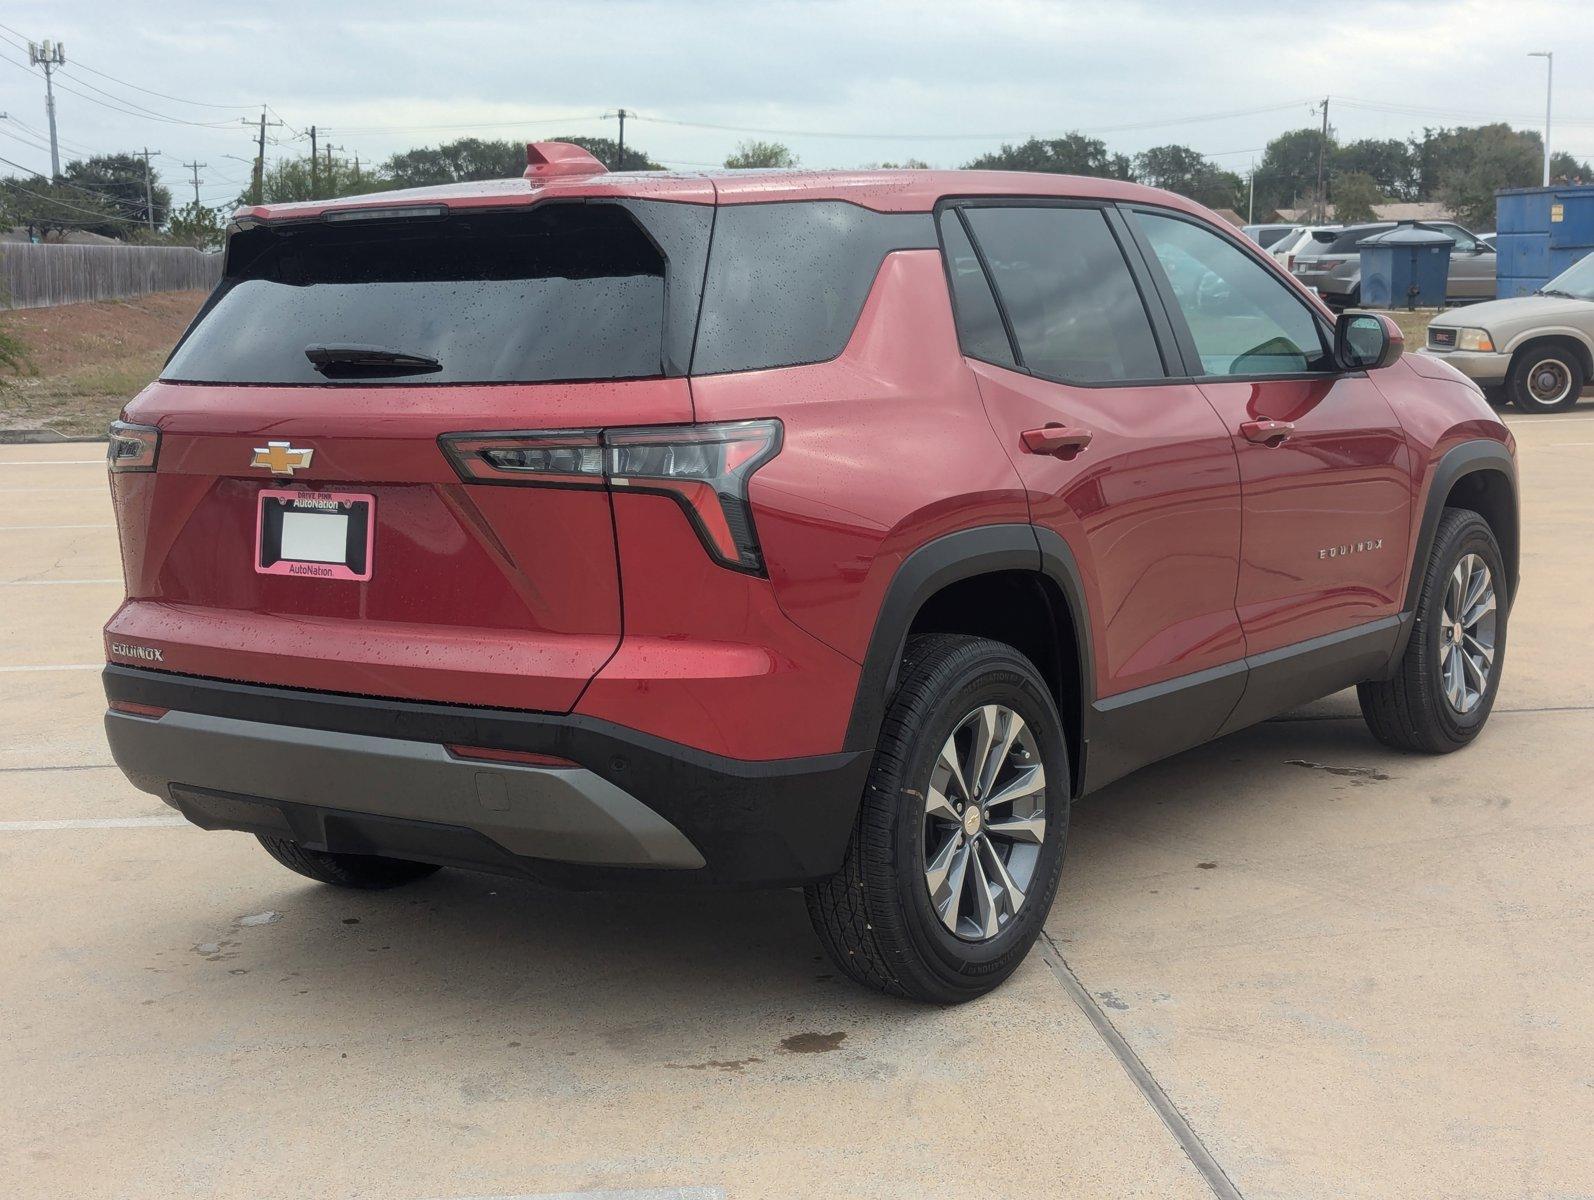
(1419, 517), (1508, 742)
(888, 655), (1070, 985)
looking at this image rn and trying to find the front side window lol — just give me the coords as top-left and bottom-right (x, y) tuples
(1133, 211), (1333, 377)
(962, 205), (1165, 384)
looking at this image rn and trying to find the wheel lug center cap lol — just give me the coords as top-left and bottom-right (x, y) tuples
(963, 807), (983, 837)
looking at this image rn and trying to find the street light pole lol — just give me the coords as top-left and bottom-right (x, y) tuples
(1529, 51), (1553, 187)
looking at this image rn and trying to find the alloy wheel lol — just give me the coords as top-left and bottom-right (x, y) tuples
(922, 704), (1047, 941)
(1439, 552), (1497, 715)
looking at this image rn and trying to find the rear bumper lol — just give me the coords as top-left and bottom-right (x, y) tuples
(103, 666), (871, 889)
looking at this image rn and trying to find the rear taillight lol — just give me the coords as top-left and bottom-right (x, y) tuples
(107, 420), (160, 473)
(440, 420), (782, 574)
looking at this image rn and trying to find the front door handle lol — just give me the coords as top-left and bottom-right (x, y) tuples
(1021, 424), (1093, 459)
(1239, 419), (1295, 446)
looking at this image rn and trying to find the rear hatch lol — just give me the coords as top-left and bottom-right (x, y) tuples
(107, 195), (711, 712)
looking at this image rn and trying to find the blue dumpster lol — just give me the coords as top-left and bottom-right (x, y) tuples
(1357, 225), (1454, 309)
(1496, 184), (1594, 298)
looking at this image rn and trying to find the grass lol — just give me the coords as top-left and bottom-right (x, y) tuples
(1, 353), (171, 437)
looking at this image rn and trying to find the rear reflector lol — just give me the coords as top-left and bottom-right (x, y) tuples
(110, 701), (169, 719)
(444, 745), (579, 769)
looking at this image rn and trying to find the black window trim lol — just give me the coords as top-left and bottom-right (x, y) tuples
(934, 195), (1184, 391)
(1117, 201), (1356, 385)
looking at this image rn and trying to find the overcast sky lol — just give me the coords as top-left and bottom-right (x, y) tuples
(1, 0), (1589, 205)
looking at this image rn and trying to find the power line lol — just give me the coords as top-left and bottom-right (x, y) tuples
(0, 153), (155, 226)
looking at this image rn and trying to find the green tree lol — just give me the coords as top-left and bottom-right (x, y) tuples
(0, 177), (120, 241)
(246, 155), (390, 205)
(1132, 144), (1242, 209)
(383, 138), (526, 188)
(965, 134), (1131, 179)
(555, 136), (662, 171)
(724, 140), (798, 169)
(1331, 171), (1386, 223)
(61, 153), (171, 235)
(166, 201), (228, 250)
(1550, 151), (1593, 183)
(1253, 127), (1337, 215)
(1336, 138), (1416, 201)
(1432, 124), (1543, 228)
(867, 158), (931, 169)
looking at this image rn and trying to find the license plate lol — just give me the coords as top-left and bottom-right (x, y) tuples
(255, 489), (375, 581)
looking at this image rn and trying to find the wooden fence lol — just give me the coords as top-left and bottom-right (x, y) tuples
(1, 242), (222, 309)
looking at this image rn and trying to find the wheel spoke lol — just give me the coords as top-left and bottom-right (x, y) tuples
(1462, 589), (1496, 628)
(986, 810), (1046, 845)
(1463, 631), (1494, 667)
(1461, 646), (1489, 694)
(978, 836), (1027, 915)
(1461, 557), (1489, 613)
(924, 780), (960, 825)
(1445, 563), (1466, 624)
(963, 705), (1003, 800)
(936, 739), (971, 806)
(966, 846), (1000, 939)
(924, 831), (962, 898)
(983, 762), (1046, 811)
(935, 842), (971, 934)
(1442, 645), (1465, 709)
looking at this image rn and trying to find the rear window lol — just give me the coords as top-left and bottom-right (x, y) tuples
(691, 202), (936, 375)
(1253, 227), (1293, 249)
(1324, 225), (1389, 255)
(164, 201), (710, 385)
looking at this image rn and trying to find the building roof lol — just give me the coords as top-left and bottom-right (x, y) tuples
(1274, 201), (1456, 224)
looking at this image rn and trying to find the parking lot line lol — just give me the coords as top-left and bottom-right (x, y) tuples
(0, 524), (115, 531)
(0, 816), (189, 831)
(0, 460), (106, 467)
(425, 1191), (726, 1200)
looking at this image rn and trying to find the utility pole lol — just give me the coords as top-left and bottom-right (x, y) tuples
(309, 125), (318, 198)
(1248, 163), (1255, 225)
(1314, 96), (1330, 222)
(1529, 51), (1553, 186)
(134, 147), (162, 232)
(605, 109), (631, 168)
(182, 160), (205, 208)
(242, 107), (284, 205)
(27, 39), (65, 179)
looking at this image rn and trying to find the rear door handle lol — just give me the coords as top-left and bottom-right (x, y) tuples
(1239, 419), (1294, 446)
(1020, 425), (1093, 459)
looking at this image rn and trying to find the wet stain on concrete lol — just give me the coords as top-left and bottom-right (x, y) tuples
(1095, 990), (1130, 1011)
(1196, 861), (1218, 869)
(1286, 759), (1392, 782)
(193, 939), (240, 962)
(780, 1031), (846, 1054)
(668, 1057), (764, 1073)
(235, 911), (282, 927)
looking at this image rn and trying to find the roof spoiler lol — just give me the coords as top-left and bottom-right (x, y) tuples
(524, 141), (608, 181)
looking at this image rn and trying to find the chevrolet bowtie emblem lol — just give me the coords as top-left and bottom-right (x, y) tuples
(251, 441), (314, 476)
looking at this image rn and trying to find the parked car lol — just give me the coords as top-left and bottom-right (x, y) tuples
(1422, 250), (1594, 411)
(1268, 225), (1341, 271)
(1292, 221), (1496, 306)
(102, 145), (1519, 1003)
(1242, 222), (1298, 249)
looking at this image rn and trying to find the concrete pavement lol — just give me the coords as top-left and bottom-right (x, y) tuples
(2, 412), (1591, 1199)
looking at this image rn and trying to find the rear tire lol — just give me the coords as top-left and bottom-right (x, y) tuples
(256, 835), (443, 889)
(1507, 345), (1584, 413)
(805, 634), (1070, 1004)
(1358, 508), (1507, 753)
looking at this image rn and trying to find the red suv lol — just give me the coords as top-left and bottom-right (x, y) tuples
(103, 143), (1518, 1002)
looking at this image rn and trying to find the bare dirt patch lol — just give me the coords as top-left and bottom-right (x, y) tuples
(0, 291), (206, 437)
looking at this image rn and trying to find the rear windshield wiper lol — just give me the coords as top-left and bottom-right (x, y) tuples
(305, 344), (443, 377)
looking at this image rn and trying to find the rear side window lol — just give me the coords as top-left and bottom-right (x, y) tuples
(938, 211), (1016, 367)
(961, 205), (1165, 384)
(691, 202), (936, 375)
(1326, 225), (1387, 254)
(164, 201), (710, 386)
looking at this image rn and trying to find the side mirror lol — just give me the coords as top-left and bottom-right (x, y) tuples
(1335, 311), (1403, 371)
